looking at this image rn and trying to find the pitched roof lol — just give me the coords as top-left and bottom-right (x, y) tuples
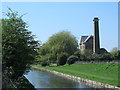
(80, 36), (88, 43)
(80, 35), (93, 44)
(84, 35), (93, 42)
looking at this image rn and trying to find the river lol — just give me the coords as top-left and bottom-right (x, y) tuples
(24, 68), (93, 89)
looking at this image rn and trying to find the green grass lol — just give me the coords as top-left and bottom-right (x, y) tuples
(33, 63), (120, 87)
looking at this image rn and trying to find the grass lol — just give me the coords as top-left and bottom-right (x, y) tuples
(33, 63), (120, 87)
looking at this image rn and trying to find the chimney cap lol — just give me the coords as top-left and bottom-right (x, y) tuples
(93, 17), (99, 21)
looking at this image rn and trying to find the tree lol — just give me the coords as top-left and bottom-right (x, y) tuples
(48, 31), (78, 55)
(110, 47), (118, 60)
(2, 8), (39, 87)
(37, 31), (78, 64)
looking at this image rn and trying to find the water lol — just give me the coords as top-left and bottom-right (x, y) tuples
(24, 69), (93, 89)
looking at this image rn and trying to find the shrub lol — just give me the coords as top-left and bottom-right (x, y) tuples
(74, 51), (80, 60)
(57, 53), (68, 66)
(91, 53), (100, 61)
(41, 60), (49, 66)
(79, 54), (86, 61)
(101, 53), (113, 61)
(41, 62), (48, 66)
(79, 50), (93, 61)
(67, 55), (78, 65)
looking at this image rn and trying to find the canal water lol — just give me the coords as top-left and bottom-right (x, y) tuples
(24, 68), (93, 89)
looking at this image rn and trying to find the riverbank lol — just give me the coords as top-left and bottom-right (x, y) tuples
(32, 63), (120, 89)
(17, 76), (36, 89)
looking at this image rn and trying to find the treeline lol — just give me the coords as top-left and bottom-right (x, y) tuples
(2, 8), (39, 88)
(35, 31), (120, 66)
(74, 49), (120, 62)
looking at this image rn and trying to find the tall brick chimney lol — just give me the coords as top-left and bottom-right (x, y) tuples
(93, 17), (100, 54)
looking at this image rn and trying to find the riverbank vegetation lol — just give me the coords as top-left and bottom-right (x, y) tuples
(33, 63), (120, 87)
(36, 42), (120, 66)
(35, 30), (120, 66)
(2, 8), (39, 89)
(16, 76), (35, 89)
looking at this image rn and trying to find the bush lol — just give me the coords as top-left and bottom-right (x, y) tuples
(91, 53), (101, 61)
(57, 53), (68, 66)
(41, 62), (48, 66)
(67, 55), (78, 65)
(74, 51), (80, 60)
(41, 60), (49, 66)
(79, 50), (93, 61)
(101, 53), (113, 61)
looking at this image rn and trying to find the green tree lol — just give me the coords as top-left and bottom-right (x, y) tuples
(2, 8), (39, 88)
(110, 47), (118, 60)
(37, 31), (78, 64)
(48, 31), (78, 55)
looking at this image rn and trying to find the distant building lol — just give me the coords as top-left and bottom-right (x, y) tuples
(80, 35), (93, 52)
(80, 17), (107, 54)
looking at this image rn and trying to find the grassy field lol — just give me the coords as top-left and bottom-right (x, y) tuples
(34, 63), (120, 87)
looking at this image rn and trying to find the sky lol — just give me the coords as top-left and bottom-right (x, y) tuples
(2, 2), (118, 52)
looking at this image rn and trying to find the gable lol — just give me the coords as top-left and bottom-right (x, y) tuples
(80, 36), (88, 44)
(84, 35), (93, 43)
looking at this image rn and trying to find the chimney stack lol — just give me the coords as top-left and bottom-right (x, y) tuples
(93, 17), (100, 54)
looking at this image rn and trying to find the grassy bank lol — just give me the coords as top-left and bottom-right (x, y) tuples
(33, 63), (119, 87)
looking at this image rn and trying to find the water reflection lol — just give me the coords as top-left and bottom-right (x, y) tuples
(24, 69), (92, 88)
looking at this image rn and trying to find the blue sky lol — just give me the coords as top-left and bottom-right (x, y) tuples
(2, 2), (118, 51)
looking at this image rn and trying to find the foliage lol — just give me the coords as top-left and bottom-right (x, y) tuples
(101, 53), (113, 61)
(91, 53), (101, 60)
(78, 49), (115, 61)
(37, 31), (78, 64)
(57, 53), (68, 66)
(2, 8), (39, 88)
(74, 50), (80, 60)
(79, 50), (92, 61)
(47, 31), (78, 55)
(38, 43), (50, 56)
(2, 67), (17, 88)
(17, 76), (35, 89)
(110, 47), (119, 60)
(41, 62), (48, 67)
(67, 55), (78, 65)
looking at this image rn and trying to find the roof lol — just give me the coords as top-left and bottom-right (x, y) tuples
(84, 35), (93, 42)
(80, 36), (88, 43)
(80, 35), (93, 44)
